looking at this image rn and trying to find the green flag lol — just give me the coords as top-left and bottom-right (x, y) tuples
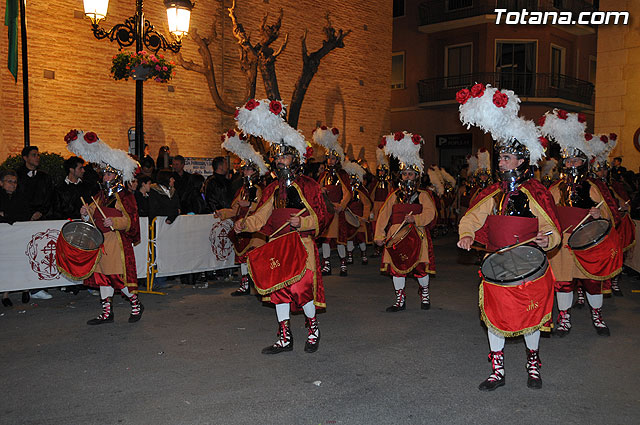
(5, 0), (18, 81)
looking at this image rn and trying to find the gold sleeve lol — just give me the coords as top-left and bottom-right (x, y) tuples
(242, 197), (274, 233)
(374, 194), (395, 241)
(414, 192), (436, 228)
(458, 196), (494, 242)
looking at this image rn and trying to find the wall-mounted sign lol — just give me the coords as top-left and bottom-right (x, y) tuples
(436, 133), (472, 148)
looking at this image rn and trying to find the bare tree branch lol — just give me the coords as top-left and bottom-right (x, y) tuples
(273, 33), (289, 58)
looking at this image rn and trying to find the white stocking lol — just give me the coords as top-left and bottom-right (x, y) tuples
(99, 286), (115, 299)
(322, 243), (331, 259)
(392, 277), (405, 291)
(556, 292), (573, 311)
(121, 287), (132, 298)
(524, 330), (540, 350)
(586, 292), (603, 309)
(302, 301), (316, 318)
(347, 241), (354, 252)
(337, 244), (346, 258)
(487, 329), (506, 351)
(417, 275), (430, 288)
(275, 303), (290, 322)
(359, 242), (367, 251)
(240, 263), (248, 275)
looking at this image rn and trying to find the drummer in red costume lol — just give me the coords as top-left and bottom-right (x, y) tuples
(313, 126), (352, 276)
(374, 131), (437, 311)
(64, 129), (143, 325)
(369, 147), (392, 258)
(539, 109), (622, 337)
(233, 99), (330, 354)
(456, 85), (561, 390)
(217, 129), (268, 296)
(343, 161), (373, 265)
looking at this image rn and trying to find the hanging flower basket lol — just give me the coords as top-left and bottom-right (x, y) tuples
(110, 51), (176, 83)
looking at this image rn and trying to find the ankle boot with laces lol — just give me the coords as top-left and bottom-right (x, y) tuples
(231, 275), (251, 296)
(478, 350), (505, 391)
(304, 317), (321, 353)
(590, 307), (610, 336)
(386, 288), (406, 312)
(262, 320), (293, 354)
(555, 309), (571, 337)
(340, 257), (348, 276)
(346, 250), (354, 265)
(525, 349), (542, 389)
(87, 297), (114, 325)
(321, 259), (331, 276)
(128, 294), (144, 323)
(611, 276), (623, 296)
(419, 285), (430, 310)
(574, 287), (585, 308)
(361, 249), (368, 265)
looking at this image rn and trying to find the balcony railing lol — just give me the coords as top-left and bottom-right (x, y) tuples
(417, 72), (594, 105)
(418, 0), (597, 27)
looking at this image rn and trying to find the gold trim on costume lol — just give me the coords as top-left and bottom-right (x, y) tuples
(56, 250), (103, 281)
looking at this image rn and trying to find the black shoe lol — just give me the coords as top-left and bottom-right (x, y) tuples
(555, 328), (570, 338)
(386, 304), (406, 312)
(421, 302), (431, 310)
(478, 376), (505, 391)
(340, 269), (348, 277)
(612, 288), (623, 297)
(527, 376), (542, 389)
(231, 286), (250, 296)
(595, 326), (610, 336)
(87, 313), (114, 325)
(128, 304), (144, 323)
(22, 291), (30, 304)
(261, 343), (293, 354)
(2, 297), (12, 307)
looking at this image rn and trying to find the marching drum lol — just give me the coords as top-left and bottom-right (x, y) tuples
(56, 220), (104, 280)
(567, 218), (622, 279)
(385, 224), (423, 273)
(481, 245), (548, 286)
(344, 208), (360, 228)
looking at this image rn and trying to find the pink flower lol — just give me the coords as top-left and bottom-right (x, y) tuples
(577, 113), (586, 123)
(227, 129), (236, 138)
(321, 125), (328, 130)
(84, 132), (98, 144)
(234, 109), (239, 119)
(162, 66), (168, 71)
(155, 65), (161, 71)
(155, 77), (162, 82)
(539, 136), (549, 150)
(305, 146), (314, 158)
(609, 133), (617, 141)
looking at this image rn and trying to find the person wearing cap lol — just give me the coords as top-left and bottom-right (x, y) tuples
(216, 129), (268, 296)
(65, 130), (144, 325)
(456, 84), (562, 391)
(234, 99), (331, 354)
(343, 161), (373, 265)
(539, 110), (622, 338)
(313, 126), (353, 276)
(374, 131), (437, 312)
(369, 147), (393, 258)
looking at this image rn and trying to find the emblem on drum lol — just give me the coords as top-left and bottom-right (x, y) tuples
(25, 229), (61, 280)
(209, 219), (233, 261)
(269, 258), (281, 270)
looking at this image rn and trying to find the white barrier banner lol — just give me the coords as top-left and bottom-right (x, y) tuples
(154, 215), (236, 277)
(624, 219), (640, 273)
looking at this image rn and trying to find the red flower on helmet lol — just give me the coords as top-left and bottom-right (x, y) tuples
(321, 125), (328, 130)
(378, 137), (387, 149)
(456, 88), (471, 104)
(64, 130), (78, 144)
(609, 133), (617, 141)
(269, 100), (282, 115)
(220, 134), (226, 142)
(539, 136), (549, 150)
(305, 146), (313, 158)
(538, 115), (546, 127)
(245, 99), (260, 111)
(394, 131), (404, 141)
(470, 83), (485, 98)
(411, 134), (422, 145)
(600, 135), (609, 143)
(585, 133), (593, 141)
(227, 129), (236, 138)
(577, 113), (586, 123)
(234, 109), (239, 119)
(556, 109), (568, 120)
(331, 127), (339, 135)
(492, 91), (509, 108)
(84, 132), (98, 144)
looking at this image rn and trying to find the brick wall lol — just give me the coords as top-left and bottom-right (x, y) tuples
(0, 0), (391, 169)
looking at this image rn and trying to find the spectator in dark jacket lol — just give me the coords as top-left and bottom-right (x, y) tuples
(204, 157), (232, 212)
(139, 157), (156, 181)
(149, 170), (180, 224)
(181, 173), (207, 214)
(135, 175), (152, 217)
(15, 146), (54, 220)
(171, 155), (192, 209)
(156, 146), (171, 170)
(54, 156), (93, 220)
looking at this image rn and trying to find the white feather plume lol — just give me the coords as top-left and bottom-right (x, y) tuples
(382, 131), (424, 174)
(235, 99), (308, 163)
(427, 166), (444, 195)
(342, 161), (366, 183)
(590, 133), (616, 164)
(312, 126), (344, 161)
(466, 154), (478, 175)
(66, 130), (139, 182)
(539, 109), (587, 157)
(376, 147), (389, 168)
(221, 129), (268, 176)
(440, 167), (456, 186)
(476, 149), (491, 172)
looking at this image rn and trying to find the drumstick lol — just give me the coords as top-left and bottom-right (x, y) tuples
(91, 196), (115, 231)
(618, 199), (630, 211)
(80, 197), (97, 227)
(239, 203), (252, 229)
(573, 200), (605, 231)
(388, 211), (413, 242)
(495, 231), (554, 254)
(269, 208), (307, 238)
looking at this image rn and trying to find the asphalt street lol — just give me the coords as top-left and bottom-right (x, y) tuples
(1, 234), (639, 425)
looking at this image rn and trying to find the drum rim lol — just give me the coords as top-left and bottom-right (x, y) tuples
(481, 244), (548, 285)
(61, 220), (104, 250)
(385, 223), (415, 248)
(567, 218), (611, 251)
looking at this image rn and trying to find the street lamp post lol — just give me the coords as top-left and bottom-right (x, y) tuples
(83, 0), (194, 158)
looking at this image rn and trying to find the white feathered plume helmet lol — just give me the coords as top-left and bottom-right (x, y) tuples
(538, 109), (588, 160)
(221, 129), (269, 176)
(466, 154), (478, 175)
(476, 148), (491, 174)
(427, 165), (445, 196)
(376, 147), (389, 169)
(234, 99), (312, 163)
(457, 83), (547, 165)
(540, 158), (558, 178)
(588, 132), (617, 166)
(342, 161), (366, 184)
(64, 129), (139, 182)
(312, 125), (344, 162)
(380, 131), (424, 174)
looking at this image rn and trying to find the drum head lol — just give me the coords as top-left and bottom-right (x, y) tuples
(481, 245), (547, 286)
(345, 209), (360, 228)
(61, 220), (104, 250)
(568, 219), (610, 250)
(386, 224), (413, 247)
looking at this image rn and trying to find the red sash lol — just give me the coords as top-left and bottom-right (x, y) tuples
(55, 233), (102, 280)
(480, 266), (554, 337)
(247, 232), (308, 295)
(390, 203), (423, 225)
(556, 206), (588, 232)
(485, 215), (538, 251)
